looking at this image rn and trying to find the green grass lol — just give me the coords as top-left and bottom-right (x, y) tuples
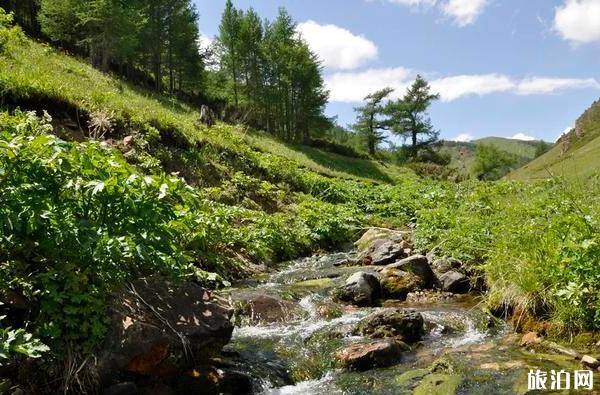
(0, 33), (404, 185)
(244, 131), (408, 183)
(509, 100), (600, 181)
(441, 137), (553, 177)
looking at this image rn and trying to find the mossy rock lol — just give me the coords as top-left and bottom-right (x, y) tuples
(430, 356), (464, 374)
(292, 278), (334, 290)
(395, 368), (429, 385)
(380, 269), (424, 300)
(413, 373), (462, 395)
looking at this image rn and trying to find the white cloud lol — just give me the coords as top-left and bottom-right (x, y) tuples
(198, 33), (214, 51)
(385, 0), (437, 7)
(325, 67), (412, 102)
(379, 0), (487, 26)
(442, 0), (489, 27)
(517, 77), (600, 95)
(296, 21), (378, 70)
(431, 74), (514, 101)
(451, 133), (474, 142)
(554, 0), (600, 44)
(510, 133), (536, 141)
(555, 125), (574, 141)
(326, 69), (600, 103)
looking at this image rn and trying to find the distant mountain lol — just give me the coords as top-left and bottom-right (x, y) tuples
(440, 137), (553, 177)
(509, 99), (600, 180)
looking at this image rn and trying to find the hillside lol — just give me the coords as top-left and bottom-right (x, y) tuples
(440, 137), (552, 177)
(509, 99), (600, 180)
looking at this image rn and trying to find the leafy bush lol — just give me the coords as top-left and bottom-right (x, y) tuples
(0, 313), (49, 364)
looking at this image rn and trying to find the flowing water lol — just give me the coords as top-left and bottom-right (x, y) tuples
(220, 252), (590, 394)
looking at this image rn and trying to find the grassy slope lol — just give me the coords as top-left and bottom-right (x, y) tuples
(0, 37), (405, 184)
(441, 137), (551, 176)
(509, 100), (600, 180)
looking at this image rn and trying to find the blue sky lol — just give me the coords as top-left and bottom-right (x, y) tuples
(194, 0), (600, 142)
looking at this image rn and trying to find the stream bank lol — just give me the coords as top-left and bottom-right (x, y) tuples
(219, 229), (600, 394)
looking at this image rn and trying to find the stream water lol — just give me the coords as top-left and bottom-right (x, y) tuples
(220, 252), (591, 394)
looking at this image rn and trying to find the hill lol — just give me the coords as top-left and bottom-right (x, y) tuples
(509, 99), (600, 180)
(440, 137), (553, 177)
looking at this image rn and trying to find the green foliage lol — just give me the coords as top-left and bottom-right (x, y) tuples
(473, 143), (520, 180)
(0, 313), (49, 363)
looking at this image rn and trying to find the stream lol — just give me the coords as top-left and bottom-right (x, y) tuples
(220, 251), (592, 394)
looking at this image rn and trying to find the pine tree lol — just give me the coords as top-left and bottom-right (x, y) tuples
(352, 88), (393, 156)
(219, 0), (242, 106)
(387, 75), (440, 157)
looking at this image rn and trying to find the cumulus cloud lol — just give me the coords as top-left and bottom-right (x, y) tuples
(296, 21), (378, 70)
(554, 0), (600, 44)
(431, 74), (514, 101)
(451, 133), (474, 142)
(442, 0), (489, 27)
(510, 133), (536, 141)
(326, 69), (600, 103)
(379, 0), (488, 26)
(517, 77), (600, 95)
(325, 67), (412, 102)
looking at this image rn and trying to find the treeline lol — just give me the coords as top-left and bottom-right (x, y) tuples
(216, 1), (329, 142)
(2, 0), (203, 93)
(1, 0), (331, 144)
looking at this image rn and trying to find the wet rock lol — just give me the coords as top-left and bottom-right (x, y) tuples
(355, 308), (424, 343)
(333, 271), (381, 307)
(355, 228), (407, 252)
(581, 355), (600, 369)
(438, 271), (470, 294)
(432, 258), (462, 274)
(379, 268), (424, 299)
(103, 382), (138, 395)
(334, 339), (406, 371)
(384, 255), (435, 288)
(95, 277), (233, 385)
(176, 366), (252, 395)
(231, 293), (304, 324)
(520, 332), (541, 347)
(405, 291), (458, 304)
(357, 239), (407, 266)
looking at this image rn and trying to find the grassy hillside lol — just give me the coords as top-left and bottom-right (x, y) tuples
(2, 14), (600, 393)
(441, 137), (552, 177)
(509, 100), (600, 180)
(0, 23), (404, 185)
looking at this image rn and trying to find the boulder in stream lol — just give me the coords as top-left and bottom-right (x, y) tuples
(355, 228), (408, 252)
(355, 308), (424, 343)
(383, 255), (435, 288)
(332, 271), (381, 307)
(334, 339), (407, 371)
(432, 258), (462, 274)
(379, 267), (425, 299)
(438, 271), (470, 294)
(95, 277), (234, 386)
